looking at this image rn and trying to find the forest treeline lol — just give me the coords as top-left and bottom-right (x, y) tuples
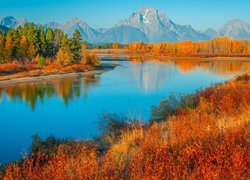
(127, 37), (250, 56)
(1, 23), (250, 77)
(1, 23), (250, 65)
(0, 23), (100, 67)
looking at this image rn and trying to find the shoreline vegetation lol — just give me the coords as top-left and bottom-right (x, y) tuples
(0, 73), (249, 179)
(0, 23), (250, 81)
(90, 36), (250, 61)
(0, 50), (249, 86)
(0, 23), (250, 83)
(0, 63), (117, 87)
(0, 23), (103, 85)
(91, 49), (250, 61)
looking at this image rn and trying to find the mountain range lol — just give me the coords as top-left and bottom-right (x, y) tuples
(0, 7), (250, 44)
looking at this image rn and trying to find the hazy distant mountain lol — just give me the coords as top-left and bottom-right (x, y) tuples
(44, 22), (62, 29)
(0, 16), (27, 28)
(45, 18), (100, 42)
(0, 25), (8, 33)
(96, 28), (109, 34)
(96, 25), (149, 44)
(203, 28), (218, 39)
(116, 7), (209, 43)
(63, 18), (100, 42)
(45, 18), (148, 44)
(218, 19), (250, 39)
(1, 9), (250, 44)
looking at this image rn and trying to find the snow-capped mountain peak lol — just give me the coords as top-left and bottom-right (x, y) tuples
(139, 7), (169, 23)
(116, 7), (208, 43)
(142, 8), (151, 24)
(0, 8), (249, 44)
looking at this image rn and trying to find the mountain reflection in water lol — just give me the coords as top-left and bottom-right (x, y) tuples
(0, 59), (249, 110)
(0, 56), (249, 164)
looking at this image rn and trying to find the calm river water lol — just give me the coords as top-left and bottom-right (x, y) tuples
(0, 55), (249, 164)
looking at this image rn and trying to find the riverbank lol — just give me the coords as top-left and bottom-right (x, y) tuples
(90, 49), (250, 61)
(1, 51), (249, 87)
(0, 63), (117, 87)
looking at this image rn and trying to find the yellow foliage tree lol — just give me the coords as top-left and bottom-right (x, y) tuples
(28, 43), (36, 61)
(127, 37), (250, 56)
(82, 51), (101, 66)
(56, 48), (71, 66)
(248, 42), (250, 55)
(4, 36), (13, 62)
(18, 36), (29, 61)
(112, 43), (119, 49)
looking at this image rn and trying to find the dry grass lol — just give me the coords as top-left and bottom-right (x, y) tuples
(0, 61), (96, 81)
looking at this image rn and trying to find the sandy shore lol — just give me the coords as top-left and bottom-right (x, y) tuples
(0, 65), (116, 88)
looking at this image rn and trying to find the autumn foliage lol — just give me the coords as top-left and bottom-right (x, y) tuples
(128, 37), (250, 57)
(112, 43), (120, 49)
(1, 74), (249, 179)
(0, 24), (102, 78)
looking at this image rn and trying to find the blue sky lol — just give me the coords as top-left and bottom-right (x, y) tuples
(0, 0), (249, 31)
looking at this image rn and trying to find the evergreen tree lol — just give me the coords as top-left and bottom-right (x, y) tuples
(27, 23), (38, 43)
(60, 34), (70, 51)
(0, 23), (101, 66)
(0, 35), (5, 63)
(70, 29), (82, 63)
(38, 25), (46, 57)
(22, 23), (30, 37)
(26, 23), (39, 55)
(7, 28), (19, 59)
(45, 28), (54, 57)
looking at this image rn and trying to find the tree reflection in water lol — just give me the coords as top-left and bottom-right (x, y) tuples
(0, 58), (248, 110)
(0, 75), (100, 111)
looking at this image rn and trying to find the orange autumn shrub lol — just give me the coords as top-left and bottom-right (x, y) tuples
(0, 62), (23, 74)
(1, 74), (249, 179)
(0, 62), (41, 75)
(100, 76), (249, 179)
(2, 143), (99, 179)
(0, 55), (100, 78)
(61, 64), (93, 73)
(43, 62), (61, 73)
